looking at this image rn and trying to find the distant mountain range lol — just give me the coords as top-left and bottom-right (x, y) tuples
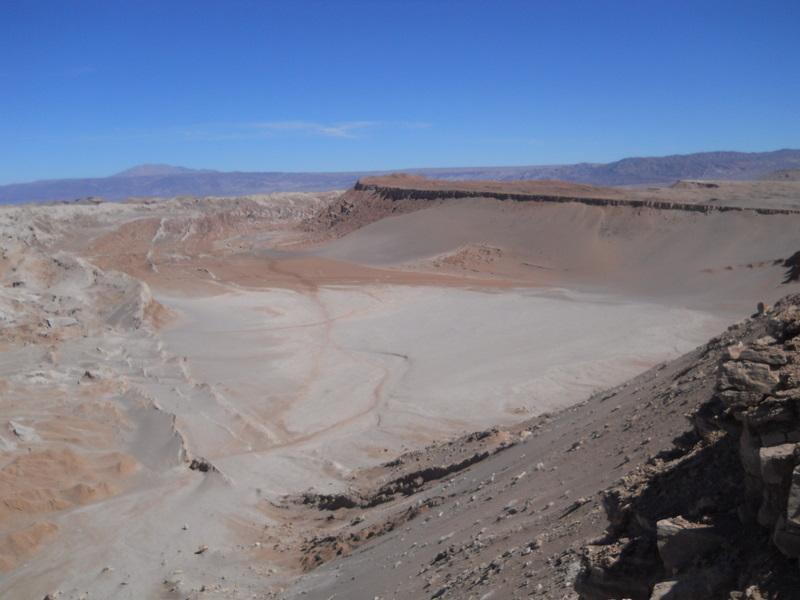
(2, 149), (800, 204)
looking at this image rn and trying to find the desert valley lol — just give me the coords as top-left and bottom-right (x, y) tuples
(5, 2), (800, 597)
(2, 162), (800, 599)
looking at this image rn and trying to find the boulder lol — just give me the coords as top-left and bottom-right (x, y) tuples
(650, 580), (680, 599)
(649, 572), (729, 600)
(743, 399), (795, 429)
(574, 540), (657, 600)
(770, 456), (800, 557)
(739, 427), (762, 477)
(787, 464), (800, 526)
(719, 361), (779, 395)
(656, 517), (724, 573)
(772, 515), (800, 557)
(725, 343), (745, 360)
(760, 431), (790, 447)
(780, 364), (800, 390)
(719, 390), (765, 409)
(738, 347), (788, 367)
(758, 444), (796, 484)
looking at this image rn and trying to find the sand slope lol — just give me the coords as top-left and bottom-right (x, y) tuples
(0, 179), (798, 598)
(317, 196), (800, 311)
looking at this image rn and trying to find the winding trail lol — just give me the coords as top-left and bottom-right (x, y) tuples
(155, 264), (412, 465)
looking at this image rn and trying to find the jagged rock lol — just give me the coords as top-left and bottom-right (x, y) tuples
(726, 343), (745, 360)
(772, 465), (800, 557)
(788, 464), (800, 525)
(577, 297), (800, 599)
(757, 443), (796, 484)
(729, 586), (769, 600)
(773, 387), (800, 401)
(761, 430), (796, 446)
(781, 363), (800, 390)
(719, 361), (779, 395)
(767, 308), (800, 339)
(649, 570), (729, 600)
(756, 444), (797, 527)
(656, 516), (724, 573)
(649, 580), (679, 599)
(743, 398), (795, 429)
(574, 540), (656, 600)
(739, 427), (762, 476)
(188, 457), (216, 473)
(738, 347), (788, 366)
(772, 514), (800, 557)
(719, 390), (765, 409)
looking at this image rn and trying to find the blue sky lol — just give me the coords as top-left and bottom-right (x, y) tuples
(1, 0), (798, 184)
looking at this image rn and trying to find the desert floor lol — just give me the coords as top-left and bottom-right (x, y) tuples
(1, 184), (798, 599)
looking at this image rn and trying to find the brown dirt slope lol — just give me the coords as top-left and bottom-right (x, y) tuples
(272, 296), (800, 600)
(316, 194), (800, 313)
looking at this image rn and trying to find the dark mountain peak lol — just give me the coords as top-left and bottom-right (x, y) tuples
(112, 164), (214, 178)
(3, 149), (800, 204)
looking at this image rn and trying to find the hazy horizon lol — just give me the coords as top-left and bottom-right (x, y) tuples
(2, 0), (799, 185)
(4, 146), (799, 186)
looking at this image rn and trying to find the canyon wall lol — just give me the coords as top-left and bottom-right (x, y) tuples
(355, 180), (800, 216)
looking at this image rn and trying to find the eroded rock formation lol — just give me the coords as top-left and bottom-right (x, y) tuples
(355, 179), (800, 216)
(576, 295), (800, 599)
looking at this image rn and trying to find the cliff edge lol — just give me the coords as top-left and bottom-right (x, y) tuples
(577, 296), (800, 599)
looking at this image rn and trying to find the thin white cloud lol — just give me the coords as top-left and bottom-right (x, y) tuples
(251, 120), (378, 138)
(182, 120), (432, 141)
(32, 120), (432, 144)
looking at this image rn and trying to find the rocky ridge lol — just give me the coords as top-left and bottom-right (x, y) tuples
(354, 179), (800, 216)
(270, 296), (800, 600)
(577, 296), (800, 599)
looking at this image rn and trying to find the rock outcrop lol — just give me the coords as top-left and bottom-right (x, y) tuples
(576, 295), (800, 599)
(783, 251), (800, 283)
(355, 179), (800, 216)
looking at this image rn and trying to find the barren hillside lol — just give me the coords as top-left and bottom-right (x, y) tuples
(1, 176), (799, 600)
(312, 177), (800, 313)
(276, 295), (800, 600)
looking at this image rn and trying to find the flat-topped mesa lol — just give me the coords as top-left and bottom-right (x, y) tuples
(355, 175), (800, 215)
(355, 173), (625, 199)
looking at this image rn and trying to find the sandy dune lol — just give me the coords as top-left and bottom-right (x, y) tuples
(0, 179), (798, 599)
(317, 196), (800, 310)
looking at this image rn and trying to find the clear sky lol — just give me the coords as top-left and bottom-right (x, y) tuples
(1, 0), (798, 184)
